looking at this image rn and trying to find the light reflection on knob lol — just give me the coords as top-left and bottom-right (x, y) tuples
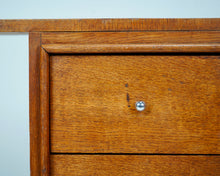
(135, 101), (145, 111)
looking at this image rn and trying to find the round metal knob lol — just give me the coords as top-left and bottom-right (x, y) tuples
(135, 101), (145, 111)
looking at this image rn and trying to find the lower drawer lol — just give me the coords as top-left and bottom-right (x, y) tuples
(50, 155), (220, 176)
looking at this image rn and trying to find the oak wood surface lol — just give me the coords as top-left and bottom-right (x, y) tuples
(27, 20), (220, 175)
(42, 31), (220, 44)
(0, 19), (220, 32)
(42, 32), (220, 53)
(40, 48), (50, 176)
(50, 55), (220, 154)
(29, 32), (41, 176)
(42, 43), (220, 53)
(50, 155), (220, 176)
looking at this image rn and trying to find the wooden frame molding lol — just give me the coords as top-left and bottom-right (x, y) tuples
(41, 31), (220, 53)
(1, 19), (220, 32)
(40, 48), (50, 176)
(29, 33), (50, 176)
(29, 32), (41, 176)
(42, 43), (220, 53)
(30, 34), (50, 176)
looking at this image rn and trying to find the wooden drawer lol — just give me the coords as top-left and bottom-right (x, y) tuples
(50, 54), (220, 154)
(50, 155), (220, 176)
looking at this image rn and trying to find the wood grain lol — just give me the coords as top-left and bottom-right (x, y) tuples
(42, 32), (220, 53)
(42, 32), (220, 45)
(40, 48), (50, 176)
(27, 19), (220, 176)
(0, 19), (220, 32)
(29, 32), (41, 176)
(42, 43), (220, 53)
(50, 155), (220, 176)
(50, 55), (220, 154)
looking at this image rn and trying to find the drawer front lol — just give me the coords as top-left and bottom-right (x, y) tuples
(50, 155), (220, 176)
(50, 54), (220, 154)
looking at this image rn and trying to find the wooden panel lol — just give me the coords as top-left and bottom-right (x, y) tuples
(29, 32), (41, 176)
(0, 19), (220, 32)
(50, 55), (220, 154)
(42, 31), (220, 44)
(50, 155), (220, 176)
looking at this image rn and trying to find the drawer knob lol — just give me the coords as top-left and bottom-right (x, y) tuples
(135, 101), (145, 111)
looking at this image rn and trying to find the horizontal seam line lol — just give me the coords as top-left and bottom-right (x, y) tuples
(50, 153), (220, 156)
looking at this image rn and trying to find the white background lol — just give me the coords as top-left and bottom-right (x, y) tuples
(0, 0), (220, 175)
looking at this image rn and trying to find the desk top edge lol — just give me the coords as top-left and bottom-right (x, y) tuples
(0, 18), (220, 32)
